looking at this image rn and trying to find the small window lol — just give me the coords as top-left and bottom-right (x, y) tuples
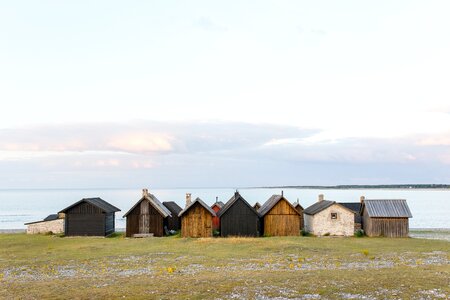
(331, 213), (337, 219)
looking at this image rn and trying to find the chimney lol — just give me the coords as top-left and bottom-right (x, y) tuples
(360, 196), (365, 203)
(215, 196), (218, 203)
(185, 193), (192, 207)
(281, 190), (284, 197)
(318, 194), (324, 202)
(142, 188), (149, 198)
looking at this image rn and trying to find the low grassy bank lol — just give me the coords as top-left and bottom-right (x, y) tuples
(0, 234), (448, 299)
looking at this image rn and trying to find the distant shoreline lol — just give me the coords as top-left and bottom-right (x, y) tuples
(256, 184), (450, 190)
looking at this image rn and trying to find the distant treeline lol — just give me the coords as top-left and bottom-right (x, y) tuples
(260, 184), (450, 189)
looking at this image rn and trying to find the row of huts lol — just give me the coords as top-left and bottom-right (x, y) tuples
(26, 189), (413, 238)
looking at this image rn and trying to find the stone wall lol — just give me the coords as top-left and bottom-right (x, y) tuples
(305, 204), (354, 236)
(26, 219), (64, 234)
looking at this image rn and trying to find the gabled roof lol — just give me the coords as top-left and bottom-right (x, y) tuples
(304, 200), (335, 215)
(211, 201), (225, 208)
(258, 194), (300, 217)
(59, 198), (120, 214)
(217, 192), (260, 218)
(163, 201), (182, 216)
(362, 199), (412, 218)
(294, 202), (304, 211)
(178, 197), (216, 217)
(338, 202), (361, 214)
(123, 194), (172, 218)
(304, 200), (356, 215)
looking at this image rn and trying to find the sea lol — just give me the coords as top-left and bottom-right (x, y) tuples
(0, 188), (449, 230)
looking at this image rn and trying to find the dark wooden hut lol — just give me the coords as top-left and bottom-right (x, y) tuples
(360, 198), (412, 237)
(178, 197), (216, 238)
(123, 189), (172, 237)
(217, 192), (261, 237)
(293, 201), (304, 230)
(259, 193), (301, 236)
(253, 202), (261, 210)
(59, 197), (120, 236)
(211, 199), (224, 232)
(162, 201), (182, 231)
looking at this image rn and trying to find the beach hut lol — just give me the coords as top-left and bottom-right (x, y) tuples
(217, 192), (260, 237)
(162, 201), (182, 231)
(59, 197), (120, 236)
(25, 213), (65, 234)
(211, 198), (224, 232)
(360, 198), (412, 237)
(293, 200), (304, 230)
(179, 197), (216, 238)
(303, 194), (355, 236)
(123, 189), (172, 237)
(259, 193), (301, 236)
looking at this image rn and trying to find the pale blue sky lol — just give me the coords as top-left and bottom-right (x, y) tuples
(1, 1), (450, 188)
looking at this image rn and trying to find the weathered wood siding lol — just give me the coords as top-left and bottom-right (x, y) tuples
(181, 202), (212, 238)
(220, 199), (260, 237)
(263, 199), (300, 236)
(65, 202), (106, 236)
(125, 200), (164, 237)
(362, 208), (409, 237)
(294, 205), (304, 230)
(166, 214), (180, 231)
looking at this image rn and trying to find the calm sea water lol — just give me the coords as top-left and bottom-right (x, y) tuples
(0, 188), (448, 229)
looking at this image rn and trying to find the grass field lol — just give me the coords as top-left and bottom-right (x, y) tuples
(0, 234), (449, 299)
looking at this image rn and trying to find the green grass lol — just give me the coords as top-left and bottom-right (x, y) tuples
(0, 234), (449, 299)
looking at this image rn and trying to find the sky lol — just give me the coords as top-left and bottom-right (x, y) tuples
(1, 1), (450, 188)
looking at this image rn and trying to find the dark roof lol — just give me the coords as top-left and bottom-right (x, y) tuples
(217, 192), (260, 218)
(123, 194), (172, 218)
(59, 198), (120, 214)
(304, 200), (335, 215)
(178, 197), (216, 217)
(258, 195), (300, 217)
(44, 214), (59, 221)
(211, 201), (225, 208)
(163, 201), (182, 216)
(294, 202), (304, 210)
(25, 214), (60, 225)
(363, 199), (412, 218)
(338, 202), (361, 213)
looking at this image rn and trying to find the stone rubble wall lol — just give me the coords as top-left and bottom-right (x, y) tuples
(26, 219), (64, 234)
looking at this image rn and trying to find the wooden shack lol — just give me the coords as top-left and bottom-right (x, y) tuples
(217, 192), (260, 237)
(162, 201), (182, 231)
(59, 197), (120, 236)
(293, 200), (304, 230)
(123, 189), (172, 237)
(258, 193), (301, 236)
(211, 199), (224, 232)
(178, 197), (216, 238)
(360, 198), (412, 237)
(303, 195), (355, 236)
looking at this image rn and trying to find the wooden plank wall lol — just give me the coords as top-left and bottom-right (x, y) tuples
(264, 199), (300, 236)
(363, 208), (409, 237)
(126, 200), (164, 237)
(181, 202), (212, 238)
(220, 199), (259, 237)
(66, 202), (105, 236)
(295, 206), (304, 230)
(212, 205), (221, 231)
